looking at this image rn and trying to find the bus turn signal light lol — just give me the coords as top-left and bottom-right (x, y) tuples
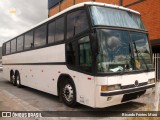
(101, 86), (107, 91)
(101, 84), (121, 91)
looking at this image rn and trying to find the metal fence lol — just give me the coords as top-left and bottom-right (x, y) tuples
(153, 53), (160, 81)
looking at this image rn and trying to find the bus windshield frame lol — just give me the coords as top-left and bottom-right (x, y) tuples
(87, 5), (154, 75)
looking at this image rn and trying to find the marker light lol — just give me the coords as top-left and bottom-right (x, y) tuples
(101, 84), (121, 91)
(148, 78), (155, 84)
(101, 85), (107, 91)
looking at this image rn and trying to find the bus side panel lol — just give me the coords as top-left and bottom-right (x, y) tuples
(2, 45), (65, 95)
(77, 73), (95, 107)
(2, 44), (81, 100)
(16, 65), (78, 95)
(2, 65), (10, 81)
(2, 44), (65, 64)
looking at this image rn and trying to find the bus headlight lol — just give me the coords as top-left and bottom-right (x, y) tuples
(101, 84), (121, 91)
(148, 78), (155, 84)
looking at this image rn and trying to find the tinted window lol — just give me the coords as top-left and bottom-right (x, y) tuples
(55, 17), (64, 42)
(2, 44), (6, 55)
(11, 39), (16, 53)
(78, 36), (92, 72)
(67, 10), (89, 39)
(24, 31), (33, 50)
(34, 25), (47, 47)
(6, 42), (10, 54)
(48, 21), (55, 44)
(17, 36), (24, 51)
(66, 41), (76, 66)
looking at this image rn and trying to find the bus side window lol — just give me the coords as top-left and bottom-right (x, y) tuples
(48, 21), (55, 44)
(78, 36), (92, 72)
(34, 24), (47, 47)
(66, 41), (77, 66)
(24, 31), (34, 50)
(11, 39), (16, 53)
(17, 35), (24, 52)
(55, 17), (64, 42)
(67, 10), (89, 39)
(6, 42), (10, 54)
(2, 43), (6, 56)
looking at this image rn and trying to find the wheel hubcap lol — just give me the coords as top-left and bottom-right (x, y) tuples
(63, 84), (73, 102)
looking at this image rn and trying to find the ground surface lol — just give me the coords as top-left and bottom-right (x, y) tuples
(0, 71), (159, 120)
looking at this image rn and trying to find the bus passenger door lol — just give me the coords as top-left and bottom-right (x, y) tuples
(77, 36), (95, 107)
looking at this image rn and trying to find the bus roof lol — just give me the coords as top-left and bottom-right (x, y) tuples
(4, 2), (140, 44)
(36, 2), (140, 30)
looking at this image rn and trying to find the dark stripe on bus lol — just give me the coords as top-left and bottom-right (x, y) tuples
(2, 62), (66, 65)
(121, 82), (148, 89)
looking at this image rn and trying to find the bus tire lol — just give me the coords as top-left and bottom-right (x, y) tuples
(10, 71), (14, 83)
(61, 79), (77, 107)
(16, 72), (22, 88)
(12, 72), (17, 86)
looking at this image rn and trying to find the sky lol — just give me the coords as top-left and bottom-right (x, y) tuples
(0, 0), (48, 46)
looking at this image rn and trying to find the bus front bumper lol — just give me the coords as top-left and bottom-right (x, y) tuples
(96, 84), (155, 108)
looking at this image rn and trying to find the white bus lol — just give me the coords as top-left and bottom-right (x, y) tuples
(2, 2), (155, 108)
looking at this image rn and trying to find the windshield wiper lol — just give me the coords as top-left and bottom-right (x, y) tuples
(133, 42), (149, 71)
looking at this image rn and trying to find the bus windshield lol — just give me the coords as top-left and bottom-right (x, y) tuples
(96, 29), (154, 73)
(90, 6), (145, 30)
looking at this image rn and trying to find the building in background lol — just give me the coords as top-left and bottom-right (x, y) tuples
(48, 0), (160, 52)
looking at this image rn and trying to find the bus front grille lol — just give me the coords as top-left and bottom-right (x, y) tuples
(121, 90), (146, 102)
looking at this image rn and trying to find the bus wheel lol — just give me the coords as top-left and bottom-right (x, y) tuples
(61, 79), (77, 107)
(16, 72), (21, 88)
(10, 71), (14, 83)
(11, 73), (17, 86)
